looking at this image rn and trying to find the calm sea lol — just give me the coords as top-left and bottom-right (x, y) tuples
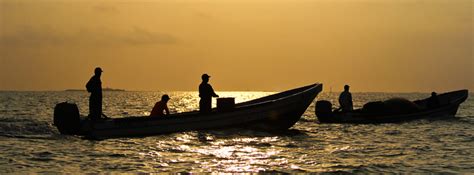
(0, 91), (473, 173)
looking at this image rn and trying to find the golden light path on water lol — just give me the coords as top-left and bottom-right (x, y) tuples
(107, 91), (415, 172)
(138, 91), (289, 172)
(139, 136), (292, 172)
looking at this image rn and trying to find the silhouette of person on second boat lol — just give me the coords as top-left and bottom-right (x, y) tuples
(150, 94), (170, 117)
(86, 67), (108, 120)
(427, 91), (440, 109)
(338, 85), (353, 112)
(199, 74), (219, 113)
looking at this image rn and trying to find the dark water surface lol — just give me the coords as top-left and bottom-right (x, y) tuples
(1, 91), (473, 173)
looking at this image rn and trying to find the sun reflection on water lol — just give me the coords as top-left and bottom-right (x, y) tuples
(194, 138), (286, 172)
(134, 131), (291, 172)
(2, 91), (472, 173)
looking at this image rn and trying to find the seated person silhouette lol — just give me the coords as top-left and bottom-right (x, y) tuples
(427, 92), (440, 109)
(150, 94), (170, 117)
(338, 85), (353, 112)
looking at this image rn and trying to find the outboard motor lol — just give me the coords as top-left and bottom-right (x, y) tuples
(315, 100), (333, 118)
(53, 102), (81, 135)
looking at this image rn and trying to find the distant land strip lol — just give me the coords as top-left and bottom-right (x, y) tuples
(65, 88), (125, 92)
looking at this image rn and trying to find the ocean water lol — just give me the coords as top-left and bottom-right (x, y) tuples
(0, 91), (473, 173)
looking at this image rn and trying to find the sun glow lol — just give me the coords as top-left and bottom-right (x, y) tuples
(1, 0), (472, 92)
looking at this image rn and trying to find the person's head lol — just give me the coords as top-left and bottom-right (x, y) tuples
(344, 85), (350, 91)
(431, 92), (437, 96)
(94, 67), (103, 76)
(161, 94), (170, 102)
(201, 74), (210, 82)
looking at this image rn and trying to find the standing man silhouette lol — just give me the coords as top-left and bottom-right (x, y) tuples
(199, 74), (219, 113)
(86, 67), (103, 120)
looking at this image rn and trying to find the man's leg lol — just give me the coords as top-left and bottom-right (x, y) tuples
(90, 94), (100, 120)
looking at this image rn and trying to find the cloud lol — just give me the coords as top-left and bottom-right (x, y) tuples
(0, 26), (178, 47)
(120, 27), (177, 45)
(0, 26), (66, 46)
(93, 4), (119, 14)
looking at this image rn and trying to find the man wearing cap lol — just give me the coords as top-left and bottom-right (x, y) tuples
(199, 74), (219, 113)
(86, 67), (104, 120)
(338, 85), (353, 112)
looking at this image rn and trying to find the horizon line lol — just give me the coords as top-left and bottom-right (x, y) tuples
(0, 89), (470, 94)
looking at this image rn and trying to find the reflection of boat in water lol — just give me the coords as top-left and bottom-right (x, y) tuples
(315, 90), (468, 124)
(54, 83), (322, 139)
(65, 87), (125, 92)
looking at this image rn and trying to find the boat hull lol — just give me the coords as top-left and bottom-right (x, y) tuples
(57, 83), (322, 139)
(316, 90), (468, 124)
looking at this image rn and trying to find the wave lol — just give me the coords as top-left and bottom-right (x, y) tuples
(0, 134), (67, 140)
(0, 117), (57, 137)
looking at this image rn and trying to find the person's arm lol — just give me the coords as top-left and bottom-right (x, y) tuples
(210, 85), (219, 97)
(92, 77), (102, 93)
(338, 94), (343, 105)
(349, 93), (353, 105)
(164, 105), (170, 115)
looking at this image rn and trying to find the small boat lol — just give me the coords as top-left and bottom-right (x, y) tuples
(54, 83), (322, 139)
(315, 90), (468, 124)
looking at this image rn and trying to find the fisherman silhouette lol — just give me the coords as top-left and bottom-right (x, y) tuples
(199, 74), (219, 113)
(427, 92), (440, 109)
(338, 85), (353, 112)
(86, 67), (106, 120)
(150, 94), (171, 117)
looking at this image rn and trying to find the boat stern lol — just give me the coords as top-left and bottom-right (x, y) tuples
(53, 102), (82, 135)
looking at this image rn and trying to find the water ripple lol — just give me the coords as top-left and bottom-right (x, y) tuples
(0, 91), (473, 173)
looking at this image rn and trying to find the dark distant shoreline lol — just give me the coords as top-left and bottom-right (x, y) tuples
(65, 88), (126, 92)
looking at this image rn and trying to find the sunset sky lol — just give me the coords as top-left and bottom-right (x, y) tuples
(0, 0), (472, 92)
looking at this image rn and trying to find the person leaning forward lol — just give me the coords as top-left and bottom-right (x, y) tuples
(199, 74), (219, 113)
(150, 94), (171, 117)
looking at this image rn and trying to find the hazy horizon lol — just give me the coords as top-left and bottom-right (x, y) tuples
(1, 87), (473, 94)
(1, 0), (472, 92)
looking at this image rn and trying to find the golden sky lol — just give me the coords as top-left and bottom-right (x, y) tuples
(0, 0), (472, 92)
